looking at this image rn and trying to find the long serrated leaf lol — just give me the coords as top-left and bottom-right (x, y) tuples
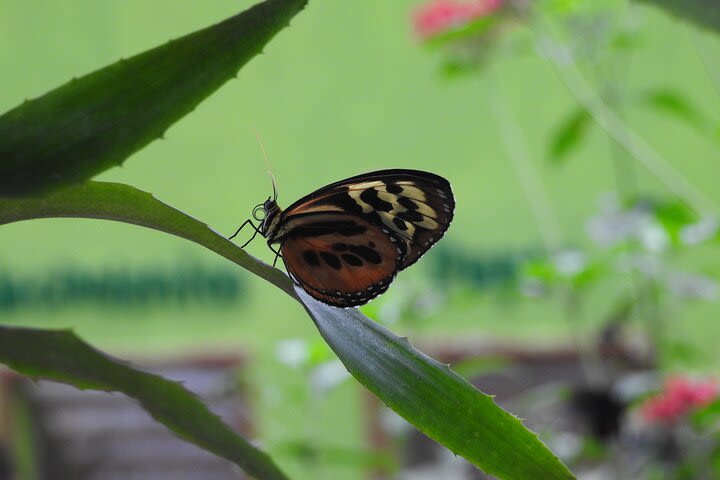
(0, 182), (575, 479)
(0, 0), (308, 196)
(0, 326), (290, 480)
(0, 181), (295, 297)
(298, 289), (575, 480)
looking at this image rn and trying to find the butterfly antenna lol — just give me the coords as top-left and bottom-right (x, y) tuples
(251, 128), (278, 201)
(269, 170), (278, 202)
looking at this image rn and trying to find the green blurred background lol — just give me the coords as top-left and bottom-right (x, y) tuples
(1, 1), (719, 478)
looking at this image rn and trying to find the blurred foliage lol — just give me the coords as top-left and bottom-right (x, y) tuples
(430, 244), (541, 289)
(637, 0), (720, 34)
(0, 263), (244, 312)
(548, 107), (592, 164)
(548, 88), (714, 166)
(638, 89), (711, 134)
(413, 1), (720, 476)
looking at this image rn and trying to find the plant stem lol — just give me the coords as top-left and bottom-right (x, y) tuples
(693, 29), (720, 102)
(486, 71), (562, 252)
(561, 287), (607, 387)
(487, 71), (607, 386)
(539, 39), (717, 216)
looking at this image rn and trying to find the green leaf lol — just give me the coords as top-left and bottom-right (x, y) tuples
(650, 197), (698, 246)
(548, 107), (592, 165)
(570, 259), (603, 289)
(0, 182), (574, 479)
(691, 399), (720, 431)
(423, 15), (499, 48)
(0, 0), (308, 196)
(523, 257), (557, 284)
(636, 0), (720, 34)
(0, 326), (290, 480)
(661, 339), (707, 366)
(0, 181), (295, 297)
(611, 30), (641, 51)
(637, 88), (710, 133)
(299, 289), (575, 480)
(441, 57), (485, 78)
(540, 0), (583, 15)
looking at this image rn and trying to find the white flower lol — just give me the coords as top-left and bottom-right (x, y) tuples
(586, 206), (650, 248)
(639, 222), (669, 252)
(552, 250), (587, 277)
(681, 217), (718, 245)
(666, 272), (718, 301)
(275, 339), (309, 368)
(309, 360), (349, 394)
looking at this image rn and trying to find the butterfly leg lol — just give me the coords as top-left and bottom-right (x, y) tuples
(268, 243), (283, 268)
(229, 219), (262, 248)
(229, 219), (253, 240)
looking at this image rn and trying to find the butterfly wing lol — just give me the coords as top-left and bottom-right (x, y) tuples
(280, 213), (406, 307)
(281, 169), (454, 270)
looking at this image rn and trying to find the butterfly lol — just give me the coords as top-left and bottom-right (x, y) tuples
(231, 169), (454, 307)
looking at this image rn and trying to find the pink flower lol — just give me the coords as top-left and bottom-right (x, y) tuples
(641, 376), (718, 424)
(412, 0), (504, 40)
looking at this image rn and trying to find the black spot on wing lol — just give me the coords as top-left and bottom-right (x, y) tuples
(393, 217), (408, 231)
(348, 245), (382, 264)
(331, 243), (348, 251)
(398, 209), (424, 223)
(386, 183), (403, 194)
(363, 210), (384, 227)
(302, 250), (320, 266)
(398, 196), (419, 211)
(360, 188), (393, 212)
(334, 194), (364, 215)
(319, 252), (342, 270)
(342, 254), (363, 266)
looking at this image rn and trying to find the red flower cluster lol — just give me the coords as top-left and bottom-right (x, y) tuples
(412, 0), (503, 39)
(641, 376), (718, 424)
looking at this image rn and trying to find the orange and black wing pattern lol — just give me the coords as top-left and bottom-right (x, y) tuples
(280, 213), (405, 307)
(278, 169), (454, 307)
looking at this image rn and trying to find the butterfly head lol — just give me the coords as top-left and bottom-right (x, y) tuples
(252, 197), (282, 240)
